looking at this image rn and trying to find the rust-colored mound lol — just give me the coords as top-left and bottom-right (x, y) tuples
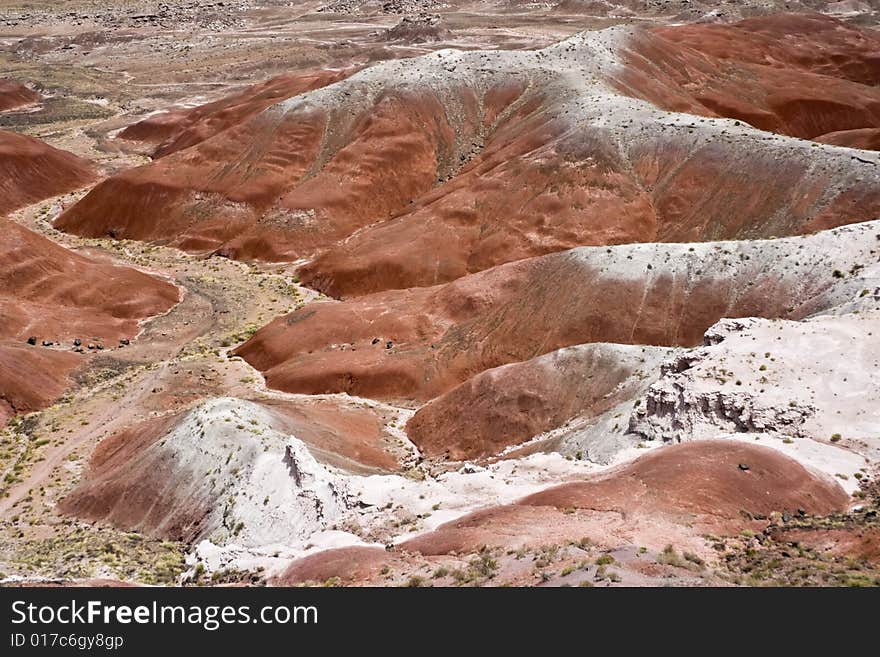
(0, 218), (179, 344)
(257, 397), (403, 473)
(57, 412), (205, 540)
(272, 546), (393, 585)
(613, 14), (880, 140)
(401, 441), (848, 556)
(298, 112), (654, 297)
(0, 130), (97, 215)
(520, 441), (847, 520)
(0, 345), (80, 424)
(815, 127), (880, 150)
(235, 223), (869, 403)
(299, 118), (880, 296)
(56, 78), (519, 261)
(0, 79), (40, 112)
(407, 344), (667, 460)
(118, 68), (351, 158)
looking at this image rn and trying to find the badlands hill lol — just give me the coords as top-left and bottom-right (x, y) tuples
(0, 216), (179, 422)
(117, 68), (352, 159)
(2, 4), (879, 587)
(0, 131), (178, 424)
(56, 15), (880, 291)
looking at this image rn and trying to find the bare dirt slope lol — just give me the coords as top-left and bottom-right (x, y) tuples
(2, 3), (879, 588)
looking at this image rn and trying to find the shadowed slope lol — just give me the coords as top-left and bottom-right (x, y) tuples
(0, 218), (179, 344)
(407, 343), (671, 460)
(0, 345), (80, 424)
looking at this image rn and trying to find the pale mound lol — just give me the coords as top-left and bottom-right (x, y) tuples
(0, 130), (96, 215)
(0, 345), (80, 424)
(235, 221), (875, 404)
(407, 343), (670, 460)
(60, 397), (402, 544)
(0, 79), (40, 112)
(118, 68), (351, 158)
(401, 441), (848, 556)
(613, 14), (880, 140)
(0, 218), (179, 344)
(629, 310), (880, 453)
(383, 14), (450, 43)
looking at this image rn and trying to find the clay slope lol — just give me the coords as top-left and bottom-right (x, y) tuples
(0, 345), (80, 425)
(0, 219), (178, 422)
(55, 58), (533, 261)
(56, 20), (880, 292)
(0, 79), (40, 112)
(0, 130), (97, 215)
(816, 127), (880, 150)
(60, 397), (403, 543)
(401, 441), (848, 556)
(0, 218), (179, 344)
(118, 68), (352, 158)
(234, 221), (878, 404)
(407, 343), (671, 460)
(612, 14), (880, 143)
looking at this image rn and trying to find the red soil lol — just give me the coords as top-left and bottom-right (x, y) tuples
(54, 16), (880, 297)
(257, 397), (403, 472)
(301, 123), (880, 296)
(272, 546), (395, 585)
(401, 441), (848, 555)
(612, 14), (880, 140)
(56, 81), (515, 261)
(118, 68), (351, 158)
(0, 79), (40, 112)
(0, 218), (180, 344)
(0, 129), (97, 215)
(815, 127), (880, 150)
(407, 344), (662, 460)
(234, 238), (852, 403)
(57, 412), (210, 541)
(0, 233), (176, 423)
(520, 441), (847, 521)
(0, 345), (80, 424)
